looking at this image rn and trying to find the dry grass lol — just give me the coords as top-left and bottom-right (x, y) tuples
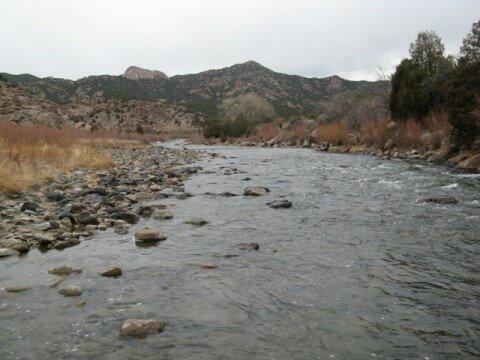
(397, 113), (451, 151)
(256, 123), (279, 141)
(0, 125), (139, 194)
(156, 128), (206, 143)
(313, 122), (350, 145)
(360, 119), (391, 149)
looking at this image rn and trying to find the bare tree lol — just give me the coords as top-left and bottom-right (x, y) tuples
(219, 93), (275, 124)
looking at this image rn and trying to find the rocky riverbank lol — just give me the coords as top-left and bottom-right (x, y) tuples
(0, 144), (201, 258)
(205, 137), (480, 173)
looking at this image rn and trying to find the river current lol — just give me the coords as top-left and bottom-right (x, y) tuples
(1, 144), (479, 359)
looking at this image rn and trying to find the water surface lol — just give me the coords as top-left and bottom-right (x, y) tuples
(1, 145), (479, 359)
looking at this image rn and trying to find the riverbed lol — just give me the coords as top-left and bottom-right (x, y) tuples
(1, 144), (479, 359)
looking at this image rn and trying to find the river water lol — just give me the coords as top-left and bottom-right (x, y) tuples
(1, 144), (479, 359)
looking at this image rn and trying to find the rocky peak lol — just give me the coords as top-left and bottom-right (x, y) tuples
(123, 66), (168, 80)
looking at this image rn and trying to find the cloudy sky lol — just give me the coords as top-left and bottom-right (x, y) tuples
(1, 0), (478, 81)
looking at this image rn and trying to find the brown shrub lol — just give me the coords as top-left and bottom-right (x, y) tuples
(256, 123), (279, 141)
(360, 119), (391, 149)
(314, 122), (350, 145)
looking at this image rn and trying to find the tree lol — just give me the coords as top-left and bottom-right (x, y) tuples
(459, 19), (480, 65)
(389, 59), (430, 120)
(219, 93), (275, 125)
(409, 30), (446, 76)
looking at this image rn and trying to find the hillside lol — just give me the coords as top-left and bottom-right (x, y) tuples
(1, 62), (390, 117)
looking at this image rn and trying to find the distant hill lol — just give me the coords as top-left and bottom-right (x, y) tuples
(1, 61), (390, 117)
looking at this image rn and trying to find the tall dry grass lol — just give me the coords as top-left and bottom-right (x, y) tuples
(0, 125), (138, 194)
(397, 113), (451, 151)
(256, 123), (279, 141)
(360, 119), (391, 149)
(313, 122), (350, 145)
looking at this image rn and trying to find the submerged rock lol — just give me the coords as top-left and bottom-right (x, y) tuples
(267, 199), (292, 208)
(114, 224), (129, 235)
(199, 263), (218, 269)
(234, 243), (260, 250)
(152, 210), (174, 220)
(119, 319), (166, 337)
(424, 196), (458, 204)
(48, 266), (82, 276)
(244, 186), (270, 196)
(186, 218), (208, 226)
(101, 267), (122, 278)
(134, 228), (167, 244)
(58, 285), (83, 297)
(5, 285), (33, 293)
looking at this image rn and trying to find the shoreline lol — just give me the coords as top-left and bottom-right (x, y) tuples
(200, 138), (480, 173)
(0, 144), (201, 257)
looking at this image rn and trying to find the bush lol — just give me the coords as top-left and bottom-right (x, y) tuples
(313, 122), (350, 145)
(203, 114), (253, 139)
(361, 119), (391, 148)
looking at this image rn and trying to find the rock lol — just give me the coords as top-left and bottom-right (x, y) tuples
(101, 267), (122, 278)
(234, 243), (259, 250)
(0, 248), (17, 258)
(149, 184), (162, 192)
(85, 225), (97, 232)
(199, 263), (218, 269)
(46, 190), (65, 202)
(0, 239), (30, 253)
(219, 192), (238, 197)
(75, 300), (86, 307)
(244, 186), (270, 196)
(186, 218), (207, 226)
(152, 210), (174, 220)
(80, 215), (99, 226)
(138, 206), (154, 217)
(37, 221), (52, 231)
(302, 138), (310, 148)
(78, 187), (107, 197)
(427, 144), (456, 163)
(48, 266), (82, 276)
(119, 319), (166, 337)
(114, 224), (129, 235)
(5, 285), (33, 293)
(213, 253), (239, 258)
(150, 203), (167, 210)
(58, 285), (83, 297)
(47, 277), (65, 288)
(134, 228), (167, 244)
(457, 154), (480, 172)
(20, 201), (40, 212)
(267, 199), (292, 208)
(424, 196), (458, 205)
(384, 139), (395, 150)
(110, 211), (138, 224)
(35, 234), (55, 246)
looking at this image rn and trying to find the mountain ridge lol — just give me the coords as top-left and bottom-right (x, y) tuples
(1, 61), (390, 117)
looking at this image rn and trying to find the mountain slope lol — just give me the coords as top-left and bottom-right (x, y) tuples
(1, 61), (390, 117)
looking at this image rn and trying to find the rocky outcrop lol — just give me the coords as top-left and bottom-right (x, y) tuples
(123, 66), (168, 80)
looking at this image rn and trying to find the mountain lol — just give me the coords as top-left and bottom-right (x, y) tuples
(123, 66), (168, 80)
(1, 61), (390, 117)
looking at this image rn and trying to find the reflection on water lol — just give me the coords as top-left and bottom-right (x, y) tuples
(1, 145), (479, 359)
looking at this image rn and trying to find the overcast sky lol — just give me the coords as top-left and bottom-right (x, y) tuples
(0, 0), (478, 81)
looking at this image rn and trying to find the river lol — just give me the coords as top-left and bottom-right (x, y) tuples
(1, 144), (479, 359)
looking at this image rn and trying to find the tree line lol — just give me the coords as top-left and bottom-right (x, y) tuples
(389, 20), (480, 147)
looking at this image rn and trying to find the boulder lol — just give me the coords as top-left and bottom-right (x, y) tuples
(457, 154), (480, 172)
(101, 267), (122, 278)
(110, 211), (138, 224)
(119, 319), (166, 337)
(267, 199), (292, 209)
(46, 191), (65, 202)
(134, 228), (167, 244)
(0, 248), (17, 258)
(244, 186), (270, 196)
(20, 201), (40, 212)
(58, 285), (83, 297)
(186, 218), (207, 226)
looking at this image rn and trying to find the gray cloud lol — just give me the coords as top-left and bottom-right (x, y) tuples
(0, 0), (478, 80)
